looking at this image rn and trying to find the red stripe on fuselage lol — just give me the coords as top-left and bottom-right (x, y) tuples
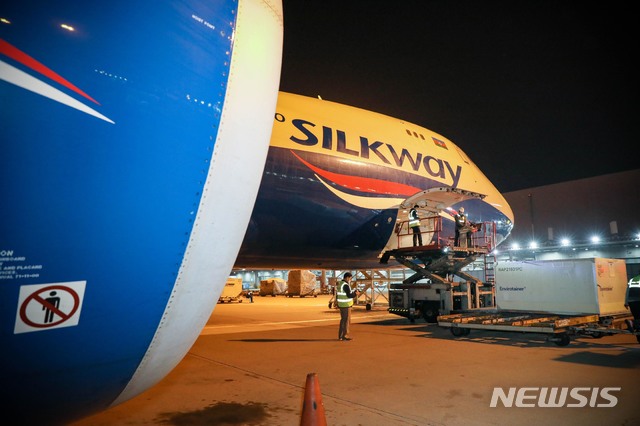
(0, 39), (100, 105)
(291, 150), (420, 196)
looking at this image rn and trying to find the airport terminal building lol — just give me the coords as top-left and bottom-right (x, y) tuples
(499, 169), (640, 278)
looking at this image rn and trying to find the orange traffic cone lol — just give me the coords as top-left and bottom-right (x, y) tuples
(300, 372), (327, 426)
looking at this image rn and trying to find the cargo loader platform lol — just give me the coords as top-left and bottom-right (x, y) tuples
(382, 244), (497, 322)
(380, 244), (488, 285)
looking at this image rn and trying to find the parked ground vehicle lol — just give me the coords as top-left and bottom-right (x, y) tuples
(218, 277), (244, 303)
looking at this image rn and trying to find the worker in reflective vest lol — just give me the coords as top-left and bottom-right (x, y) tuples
(337, 272), (359, 341)
(409, 205), (422, 247)
(454, 207), (470, 247)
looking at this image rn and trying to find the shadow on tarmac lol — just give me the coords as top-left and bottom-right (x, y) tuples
(553, 350), (640, 369)
(365, 317), (640, 369)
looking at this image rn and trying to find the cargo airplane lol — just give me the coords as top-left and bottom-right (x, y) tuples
(0, 1), (512, 425)
(237, 92), (514, 269)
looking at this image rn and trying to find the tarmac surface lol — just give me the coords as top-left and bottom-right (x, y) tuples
(71, 294), (640, 426)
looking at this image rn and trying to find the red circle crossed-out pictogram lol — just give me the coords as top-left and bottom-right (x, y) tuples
(19, 285), (80, 328)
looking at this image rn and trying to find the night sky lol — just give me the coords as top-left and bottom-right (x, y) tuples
(278, 1), (636, 193)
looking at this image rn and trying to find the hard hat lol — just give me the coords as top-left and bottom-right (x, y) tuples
(459, 207), (464, 212)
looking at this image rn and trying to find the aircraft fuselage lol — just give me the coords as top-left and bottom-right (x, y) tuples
(236, 92), (513, 269)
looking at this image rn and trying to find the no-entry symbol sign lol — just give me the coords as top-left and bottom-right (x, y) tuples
(14, 281), (86, 334)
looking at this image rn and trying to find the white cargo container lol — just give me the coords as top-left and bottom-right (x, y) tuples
(495, 258), (628, 315)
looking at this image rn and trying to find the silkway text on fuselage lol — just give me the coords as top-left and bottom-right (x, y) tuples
(288, 118), (462, 188)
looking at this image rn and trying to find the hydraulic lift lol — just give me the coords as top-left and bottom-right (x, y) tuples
(381, 209), (497, 322)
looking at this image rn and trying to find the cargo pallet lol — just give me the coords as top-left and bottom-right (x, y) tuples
(438, 310), (640, 346)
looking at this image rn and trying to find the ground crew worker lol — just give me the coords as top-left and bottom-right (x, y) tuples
(409, 205), (422, 246)
(454, 207), (468, 247)
(625, 274), (640, 332)
(337, 272), (359, 341)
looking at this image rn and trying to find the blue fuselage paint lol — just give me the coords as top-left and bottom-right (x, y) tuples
(1, 1), (237, 423)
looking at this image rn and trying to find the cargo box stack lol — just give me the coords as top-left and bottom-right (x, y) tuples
(287, 270), (318, 297)
(259, 278), (287, 296)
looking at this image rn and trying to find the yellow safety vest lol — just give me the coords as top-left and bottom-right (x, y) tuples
(336, 280), (354, 308)
(409, 209), (420, 227)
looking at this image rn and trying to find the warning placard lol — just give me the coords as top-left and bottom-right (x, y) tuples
(14, 281), (86, 334)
